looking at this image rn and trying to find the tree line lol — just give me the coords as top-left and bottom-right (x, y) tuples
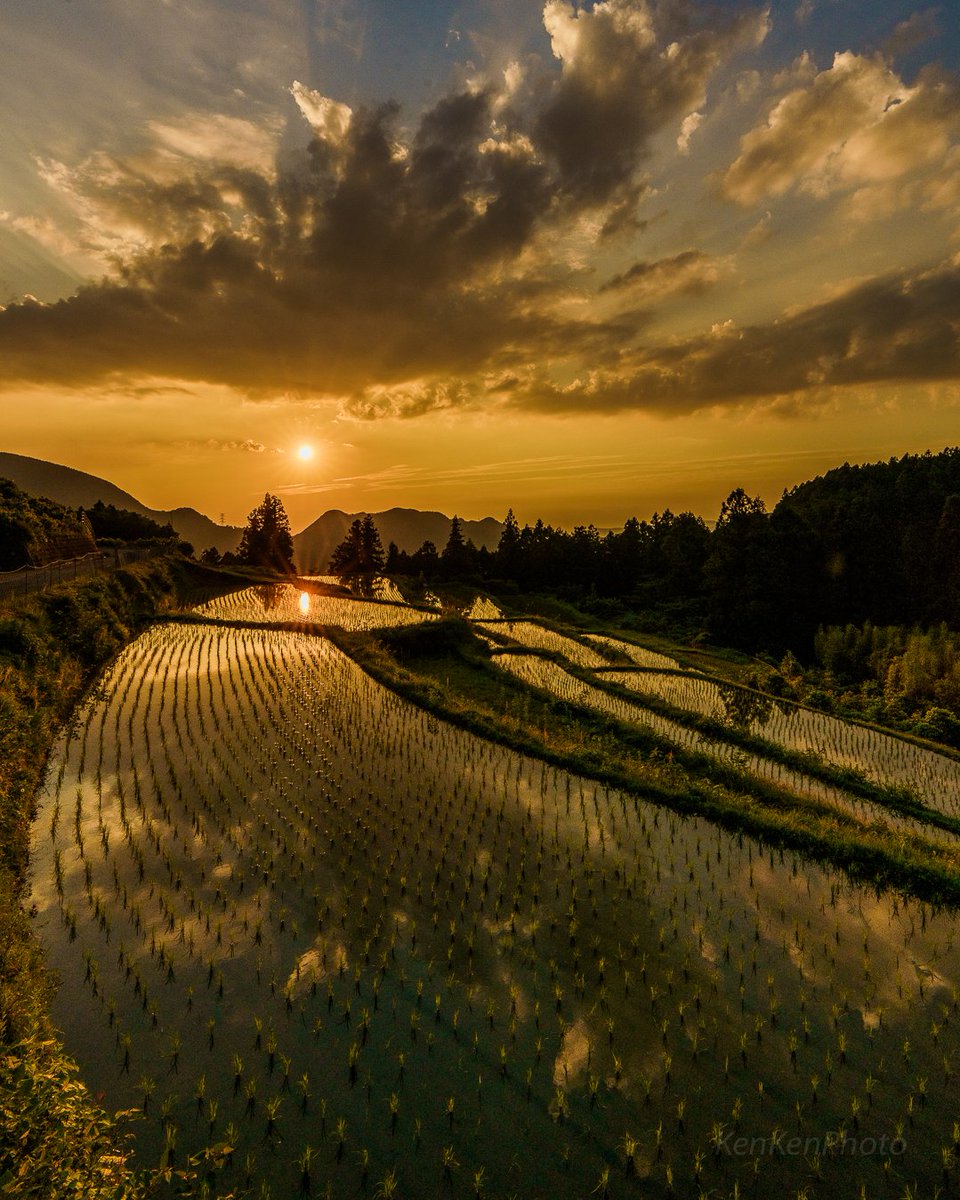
(343, 449), (960, 659)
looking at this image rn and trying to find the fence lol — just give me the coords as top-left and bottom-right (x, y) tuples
(0, 547), (164, 603)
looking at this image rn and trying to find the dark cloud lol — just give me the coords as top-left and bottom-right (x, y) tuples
(13, 1), (954, 423)
(5, 1), (764, 409)
(600, 250), (719, 296)
(520, 258), (960, 414)
(535, 0), (769, 210)
(883, 9), (941, 59)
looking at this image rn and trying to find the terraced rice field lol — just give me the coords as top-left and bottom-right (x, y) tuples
(494, 654), (955, 840)
(29, 596), (960, 1198)
(477, 620), (608, 667)
(598, 669), (960, 817)
(585, 634), (681, 670)
(191, 584), (437, 629)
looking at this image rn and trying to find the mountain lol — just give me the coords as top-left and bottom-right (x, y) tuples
(295, 507), (503, 573)
(0, 453), (243, 554)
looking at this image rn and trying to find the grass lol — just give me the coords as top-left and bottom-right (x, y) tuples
(562, 663), (960, 835)
(331, 618), (960, 909)
(0, 557), (248, 1197)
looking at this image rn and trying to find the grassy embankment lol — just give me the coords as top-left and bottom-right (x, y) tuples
(325, 617), (960, 910)
(0, 558), (249, 1197)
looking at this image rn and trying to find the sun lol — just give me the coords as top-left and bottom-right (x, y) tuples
(297, 443), (315, 462)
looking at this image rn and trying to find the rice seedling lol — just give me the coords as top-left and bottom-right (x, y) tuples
(23, 609), (960, 1198)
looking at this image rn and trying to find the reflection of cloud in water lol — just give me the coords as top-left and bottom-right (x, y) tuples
(553, 1017), (591, 1090)
(286, 938), (349, 997)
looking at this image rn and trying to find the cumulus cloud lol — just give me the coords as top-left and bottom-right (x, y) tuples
(883, 9), (941, 59)
(536, 0), (769, 210)
(29, 109), (285, 269)
(2, 0), (956, 421)
(722, 52), (960, 207)
(0, 1), (773, 413)
(290, 82), (353, 146)
(676, 112), (703, 155)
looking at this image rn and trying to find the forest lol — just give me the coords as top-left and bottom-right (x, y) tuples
(377, 449), (960, 658)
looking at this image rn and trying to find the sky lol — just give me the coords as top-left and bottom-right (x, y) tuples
(0, 0), (958, 531)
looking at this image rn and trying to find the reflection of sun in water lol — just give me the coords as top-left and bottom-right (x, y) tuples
(297, 444), (314, 461)
(299, 591), (310, 615)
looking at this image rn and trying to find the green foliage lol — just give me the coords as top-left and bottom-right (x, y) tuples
(378, 616), (488, 662)
(813, 621), (960, 734)
(0, 478), (95, 570)
(0, 1038), (142, 1198)
(912, 707), (960, 749)
(84, 501), (174, 542)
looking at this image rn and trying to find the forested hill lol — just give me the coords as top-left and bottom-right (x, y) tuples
(0, 477), (96, 569)
(408, 448), (960, 659)
(0, 453), (243, 555)
(774, 449), (960, 630)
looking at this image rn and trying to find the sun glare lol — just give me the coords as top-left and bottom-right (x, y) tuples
(297, 444), (314, 461)
(299, 591), (310, 615)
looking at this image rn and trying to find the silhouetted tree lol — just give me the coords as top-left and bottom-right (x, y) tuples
(329, 514), (385, 579)
(85, 500), (175, 541)
(385, 540), (404, 573)
(704, 489), (772, 648)
(495, 509), (522, 580)
(237, 494), (295, 572)
(410, 540), (440, 578)
(441, 516), (471, 577)
(934, 495), (960, 626)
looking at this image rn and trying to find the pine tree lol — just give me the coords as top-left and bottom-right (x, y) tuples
(360, 514), (386, 575)
(441, 516), (469, 577)
(236, 494), (295, 573)
(329, 515), (385, 579)
(330, 519), (364, 577)
(495, 509), (522, 580)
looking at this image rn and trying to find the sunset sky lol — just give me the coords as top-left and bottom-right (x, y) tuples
(1, 0), (958, 530)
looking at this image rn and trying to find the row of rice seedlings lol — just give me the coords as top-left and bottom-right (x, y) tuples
(299, 575), (411, 604)
(584, 634), (681, 671)
(494, 653), (960, 844)
(477, 621), (609, 668)
(463, 597), (505, 620)
(597, 668), (960, 818)
(31, 621), (960, 1199)
(191, 584), (438, 629)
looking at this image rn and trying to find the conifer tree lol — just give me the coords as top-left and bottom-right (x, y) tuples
(237, 494), (295, 573)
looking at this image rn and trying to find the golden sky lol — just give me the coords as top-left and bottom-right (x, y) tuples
(1, 1), (958, 529)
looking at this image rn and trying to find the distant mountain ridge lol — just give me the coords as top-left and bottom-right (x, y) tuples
(294, 507), (503, 573)
(0, 453), (244, 555)
(0, 453), (504, 568)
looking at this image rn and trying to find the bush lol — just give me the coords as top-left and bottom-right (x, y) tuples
(911, 706), (960, 749)
(805, 689), (834, 712)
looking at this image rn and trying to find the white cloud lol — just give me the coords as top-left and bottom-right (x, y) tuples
(723, 52), (960, 209)
(677, 111), (703, 154)
(290, 81), (353, 147)
(148, 113), (281, 175)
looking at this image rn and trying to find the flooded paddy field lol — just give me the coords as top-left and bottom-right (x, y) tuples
(29, 599), (960, 1198)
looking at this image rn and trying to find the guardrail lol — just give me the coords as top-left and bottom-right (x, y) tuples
(0, 547), (163, 603)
